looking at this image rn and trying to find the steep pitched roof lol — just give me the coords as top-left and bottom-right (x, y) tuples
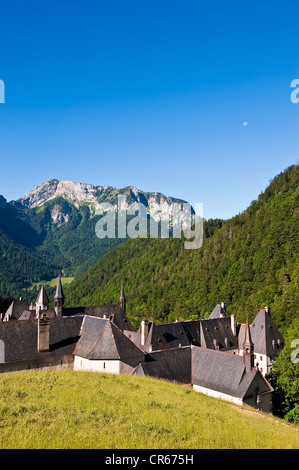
(63, 304), (135, 332)
(4, 299), (30, 321)
(36, 285), (49, 306)
(0, 316), (83, 364)
(243, 316), (254, 350)
(192, 347), (273, 399)
(18, 310), (35, 320)
(182, 320), (201, 346)
(74, 316), (144, 360)
(142, 322), (169, 351)
(250, 309), (285, 355)
(133, 346), (191, 384)
(209, 304), (228, 319)
(155, 322), (190, 349)
(54, 275), (64, 301)
(200, 317), (238, 351)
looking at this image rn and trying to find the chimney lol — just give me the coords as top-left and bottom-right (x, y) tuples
(140, 319), (149, 346)
(37, 314), (50, 352)
(220, 302), (227, 318)
(264, 305), (270, 316)
(231, 314), (237, 336)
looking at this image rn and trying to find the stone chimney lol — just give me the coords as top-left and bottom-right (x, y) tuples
(220, 301), (227, 317)
(140, 319), (149, 346)
(37, 314), (50, 352)
(231, 314), (237, 336)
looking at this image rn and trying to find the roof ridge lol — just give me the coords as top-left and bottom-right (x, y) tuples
(88, 320), (110, 359)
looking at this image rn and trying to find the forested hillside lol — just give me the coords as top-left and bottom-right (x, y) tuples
(65, 165), (299, 334)
(0, 181), (190, 299)
(0, 197), (125, 299)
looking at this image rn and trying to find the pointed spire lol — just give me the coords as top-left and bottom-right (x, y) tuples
(243, 316), (254, 350)
(54, 274), (64, 301)
(54, 274), (64, 317)
(35, 285), (49, 315)
(36, 285), (49, 306)
(243, 316), (254, 372)
(119, 282), (126, 314)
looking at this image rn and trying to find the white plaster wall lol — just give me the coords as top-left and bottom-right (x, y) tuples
(193, 384), (243, 406)
(74, 356), (120, 374)
(254, 353), (271, 375)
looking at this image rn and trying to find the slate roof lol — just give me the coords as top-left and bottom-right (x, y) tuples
(132, 346), (191, 384)
(54, 275), (64, 301)
(0, 316), (83, 364)
(62, 304), (135, 332)
(155, 322), (190, 349)
(209, 304), (228, 319)
(181, 320), (201, 346)
(191, 346), (273, 398)
(250, 309), (285, 355)
(133, 321), (169, 351)
(4, 299), (30, 321)
(200, 317), (238, 351)
(36, 285), (49, 306)
(18, 310), (35, 320)
(133, 321), (193, 352)
(73, 316), (144, 360)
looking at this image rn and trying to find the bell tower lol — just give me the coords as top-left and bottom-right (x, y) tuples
(243, 316), (254, 373)
(54, 274), (65, 317)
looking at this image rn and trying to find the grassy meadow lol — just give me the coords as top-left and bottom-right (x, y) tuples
(0, 369), (298, 449)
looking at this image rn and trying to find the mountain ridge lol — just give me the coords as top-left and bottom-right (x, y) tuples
(0, 179), (196, 299)
(16, 178), (189, 212)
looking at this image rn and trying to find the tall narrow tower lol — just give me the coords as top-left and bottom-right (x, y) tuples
(119, 282), (126, 314)
(243, 316), (254, 373)
(54, 274), (65, 317)
(35, 285), (49, 317)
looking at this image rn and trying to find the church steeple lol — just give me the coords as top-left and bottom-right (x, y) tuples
(119, 282), (126, 314)
(54, 274), (64, 317)
(243, 316), (254, 373)
(35, 285), (49, 317)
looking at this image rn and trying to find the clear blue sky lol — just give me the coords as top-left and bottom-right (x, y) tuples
(0, 0), (298, 219)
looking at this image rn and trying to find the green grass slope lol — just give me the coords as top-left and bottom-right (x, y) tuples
(65, 165), (299, 333)
(0, 370), (298, 449)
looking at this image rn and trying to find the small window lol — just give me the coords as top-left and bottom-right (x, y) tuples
(260, 356), (263, 361)
(103, 362), (105, 369)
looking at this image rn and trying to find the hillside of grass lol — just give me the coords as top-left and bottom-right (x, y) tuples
(65, 165), (299, 334)
(0, 369), (298, 449)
